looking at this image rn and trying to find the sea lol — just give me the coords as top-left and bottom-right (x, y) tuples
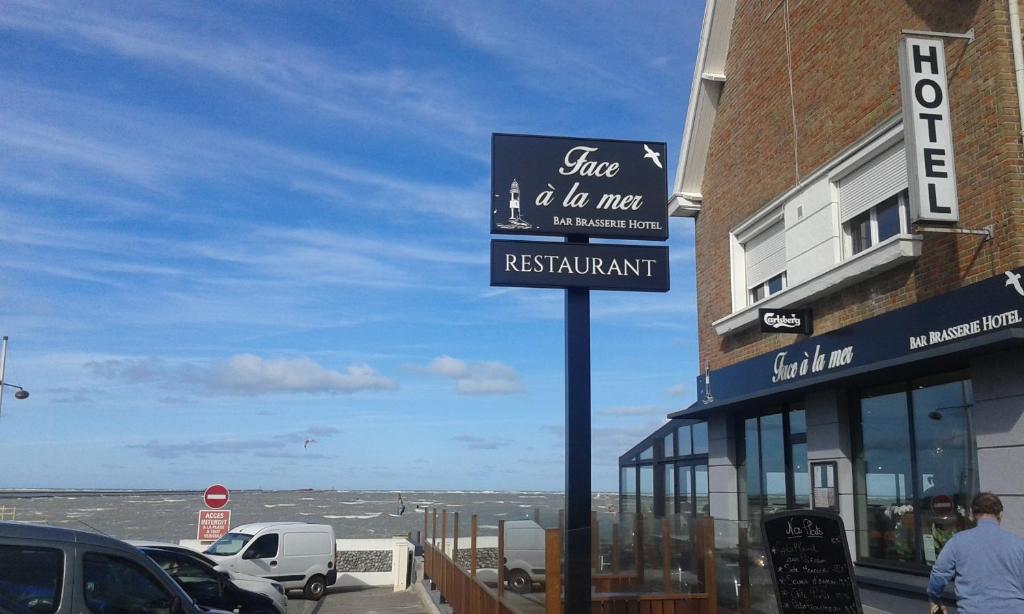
(0, 490), (618, 543)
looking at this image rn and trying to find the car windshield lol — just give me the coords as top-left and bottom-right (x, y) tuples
(204, 532), (252, 556)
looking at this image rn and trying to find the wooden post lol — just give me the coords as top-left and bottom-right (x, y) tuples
(662, 517), (671, 593)
(611, 522), (621, 573)
(497, 519), (505, 606)
(591, 511), (599, 572)
(545, 528), (562, 614)
(635, 513), (645, 584)
(471, 514), (478, 577)
(453, 512), (460, 568)
(423, 507), (428, 545)
(432, 508), (438, 548)
(441, 510), (448, 556)
(702, 516), (717, 612)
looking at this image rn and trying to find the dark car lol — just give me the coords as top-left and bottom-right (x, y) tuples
(138, 547), (278, 614)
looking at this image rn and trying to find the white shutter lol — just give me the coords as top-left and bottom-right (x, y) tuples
(838, 143), (908, 222)
(744, 220), (785, 288)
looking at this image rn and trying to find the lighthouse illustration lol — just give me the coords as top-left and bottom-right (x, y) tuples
(496, 179), (532, 230)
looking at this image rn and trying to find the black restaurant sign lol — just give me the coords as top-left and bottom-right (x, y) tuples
(491, 134), (668, 241)
(762, 510), (861, 614)
(491, 240), (669, 292)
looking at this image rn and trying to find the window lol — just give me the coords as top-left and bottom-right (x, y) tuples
(147, 552), (221, 602)
(0, 545), (63, 613)
(620, 466), (637, 514)
(245, 533), (279, 559)
(743, 219), (786, 306)
(845, 191), (909, 256)
(692, 422), (708, 455)
(739, 407), (808, 542)
(837, 139), (909, 257)
(639, 465), (655, 517)
(662, 430), (675, 457)
(678, 425), (692, 456)
(854, 374), (977, 567)
(83, 553), (172, 614)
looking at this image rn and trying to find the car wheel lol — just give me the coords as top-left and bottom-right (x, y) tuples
(304, 574), (326, 601)
(506, 569), (532, 594)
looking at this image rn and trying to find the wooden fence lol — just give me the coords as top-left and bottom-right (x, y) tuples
(422, 507), (720, 614)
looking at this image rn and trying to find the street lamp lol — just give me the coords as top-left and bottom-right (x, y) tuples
(0, 336), (30, 416)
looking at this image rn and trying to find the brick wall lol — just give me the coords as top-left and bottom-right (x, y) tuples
(696, 0), (1024, 369)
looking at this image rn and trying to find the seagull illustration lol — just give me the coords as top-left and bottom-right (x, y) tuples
(643, 144), (663, 169)
(304, 438), (317, 449)
(1007, 270), (1024, 297)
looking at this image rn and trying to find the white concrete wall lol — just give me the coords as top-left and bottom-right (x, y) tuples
(805, 389), (858, 559)
(707, 412), (740, 521)
(971, 348), (1024, 534)
(784, 177), (839, 286)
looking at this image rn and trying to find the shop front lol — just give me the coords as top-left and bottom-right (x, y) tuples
(662, 267), (1024, 606)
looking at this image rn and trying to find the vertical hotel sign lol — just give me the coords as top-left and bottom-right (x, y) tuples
(898, 35), (959, 224)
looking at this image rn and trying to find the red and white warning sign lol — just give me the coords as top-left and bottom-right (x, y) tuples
(197, 509), (231, 542)
(203, 484), (230, 509)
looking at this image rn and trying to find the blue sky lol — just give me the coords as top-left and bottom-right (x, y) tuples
(0, 0), (703, 491)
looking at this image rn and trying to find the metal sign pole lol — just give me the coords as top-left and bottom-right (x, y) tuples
(564, 235), (592, 612)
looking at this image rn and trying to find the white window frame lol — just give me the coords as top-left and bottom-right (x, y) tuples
(842, 190), (910, 258)
(748, 271), (787, 305)
(730, 206), (785, 311)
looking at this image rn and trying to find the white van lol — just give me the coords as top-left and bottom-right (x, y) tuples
(503, 520), (546, 594)
(204, 522), (337, 601)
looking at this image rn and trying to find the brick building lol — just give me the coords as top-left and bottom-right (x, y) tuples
(620, 0), (1024, 610)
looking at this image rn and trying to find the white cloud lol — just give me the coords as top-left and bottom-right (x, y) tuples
(420, 355), (524, 396)
(87, 354), (396, 396)
(667, 384), (687, 397)
(597, 406), (665, 417)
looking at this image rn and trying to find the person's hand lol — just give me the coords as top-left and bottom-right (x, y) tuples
(930, 603), (947, 614)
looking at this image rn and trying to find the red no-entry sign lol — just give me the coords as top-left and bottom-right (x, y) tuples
(203, 484), (230, 509)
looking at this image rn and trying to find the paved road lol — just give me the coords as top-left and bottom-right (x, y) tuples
(286, 587), (429, 614)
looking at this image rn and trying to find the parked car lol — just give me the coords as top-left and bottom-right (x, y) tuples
(502, 520), (546, 594)
(204, 523), (337, 601)
(130, 542), (287, 614)
(0, 521), (232, 614)
(136, 546), (281, 614)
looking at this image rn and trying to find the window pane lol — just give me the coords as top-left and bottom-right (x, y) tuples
(692, 422), (708, 454)
(678, 426), (692, 456)
(621, 466), (637, 514)
(0, 545), (63, 613)
(876, 193), (902, 241)
(695, 465), (709, 516)
(850, 210), (872, 254)
(639, 445), (654, 461)
(912, 378), (977, 564)
(84, 553), (170, 614)
(663, 430), (675, 457)
(766, 273), (784, 296)
(791, 442), (809, 508)
(639, 465), (655, 517)
(761, 414), (786, 513)
(789, 409), (806, 436)
(663, 464), (675, 516)
(858, 388), (915, 562)
(750, 284), (766, 303)
(247, 534), (279, 559)
(677, 464), (693, 515)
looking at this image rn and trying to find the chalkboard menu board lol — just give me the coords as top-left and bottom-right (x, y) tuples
(762, 510), (862, 614)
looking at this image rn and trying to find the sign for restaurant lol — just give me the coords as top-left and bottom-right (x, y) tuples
(687, 268), (1024, 410)
(491, 240), (669, 292)
(762, 511), (861, 614)
(899, 35), (959, 224)
(759, 308), (813, 335)
(491, 134), (668, 241)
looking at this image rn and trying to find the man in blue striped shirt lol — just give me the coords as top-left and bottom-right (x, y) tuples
(928, 493), (1024, 614)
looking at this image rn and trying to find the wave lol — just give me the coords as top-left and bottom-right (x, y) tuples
(263, 504), (297, 508)
(323, 513), (381, 520)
